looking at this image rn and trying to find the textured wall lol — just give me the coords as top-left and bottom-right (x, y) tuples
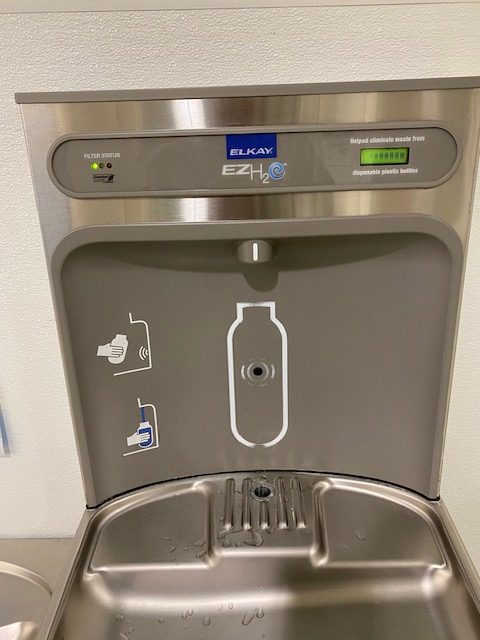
(0, 6), (479, 565)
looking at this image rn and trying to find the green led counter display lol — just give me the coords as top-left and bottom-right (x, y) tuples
(360, 147), (410, 166)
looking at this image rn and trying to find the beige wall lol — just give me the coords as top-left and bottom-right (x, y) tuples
(0, 5), (479, 566)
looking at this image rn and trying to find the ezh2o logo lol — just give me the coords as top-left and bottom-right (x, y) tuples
(223, 133), (287, 184)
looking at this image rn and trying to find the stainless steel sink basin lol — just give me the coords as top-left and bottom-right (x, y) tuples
(0, 562), (50, 636)
(43, 473), (480, 640)
(0, 539), (72, 640)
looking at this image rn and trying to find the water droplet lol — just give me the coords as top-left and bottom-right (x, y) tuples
(181, 611), (188, 620)
(196, 549), (207, 559)
(158, 618), (166, 624)
(245, 530), (264, 547)
(242, 610), (256, 626)
(115, 615), (125, 623)
(202, 616), (211, 626)
(194, 539), (206, 547)
(256, 608), (265, 619)
(183, 547), (189, 551)
(228, 603), (234, 610)
(187, 608), (194, 617)
(163, 536), (172, 541)
(169, 545), (177, 553)
(355, 530), (367, 541)
(119, 621), (134, 636)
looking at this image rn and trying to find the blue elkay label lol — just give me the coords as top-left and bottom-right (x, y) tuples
(226, 133), (277, 160)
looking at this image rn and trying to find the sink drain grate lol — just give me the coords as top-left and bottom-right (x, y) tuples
(223, 476), (307, 532)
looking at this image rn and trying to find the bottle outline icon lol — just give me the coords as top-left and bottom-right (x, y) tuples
(226, 301), (288, 448)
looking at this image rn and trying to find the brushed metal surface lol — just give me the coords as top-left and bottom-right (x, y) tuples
(14, 78), (480, 103)
(18, 84), (480, 505)
(39, 473), (480, 640)
(47, 125), (459, 197)
(18, 85), (480, 639)
(0, 539), (72, 637)
(20, 88), (480, 259)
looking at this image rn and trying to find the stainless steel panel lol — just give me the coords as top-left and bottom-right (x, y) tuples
(17, 83), (480, 640)
(48, 126), (458, 197)
(18, 84), (480, 506)
(20, 88), (480, 259)
(14, 77), (480, 104)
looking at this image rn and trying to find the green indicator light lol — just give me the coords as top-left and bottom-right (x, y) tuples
(90, 162), (99, 170)
(360, 147), (410, 166)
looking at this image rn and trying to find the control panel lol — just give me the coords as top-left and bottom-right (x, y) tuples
(50, 126), (458, 197)
(18, 80), (480, 505)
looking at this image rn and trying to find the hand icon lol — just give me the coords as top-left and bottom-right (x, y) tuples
(127, 430), (150, 447)
(96, 334), (128, 364)
(126, 422), (154, 449)
(97, 343), (124, 358)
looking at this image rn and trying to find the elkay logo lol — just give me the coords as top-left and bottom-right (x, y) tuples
(226, 133), (277, 160)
